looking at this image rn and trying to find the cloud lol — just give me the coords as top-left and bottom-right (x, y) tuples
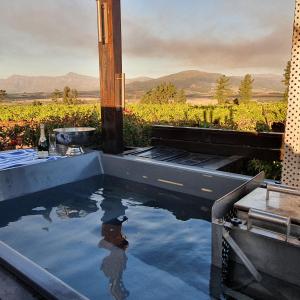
(122, 2), (294, 74)
(0, 0), (295, 77)
(124, 22), (291, 71)
(0, 0), (98, 57)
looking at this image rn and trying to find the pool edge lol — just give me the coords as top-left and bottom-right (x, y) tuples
(0, 241), (89, 300)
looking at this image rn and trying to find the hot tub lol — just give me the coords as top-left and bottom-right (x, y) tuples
(0, 151), (250, 299)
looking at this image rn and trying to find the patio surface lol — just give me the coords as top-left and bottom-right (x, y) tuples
(0, 266), (40, 300)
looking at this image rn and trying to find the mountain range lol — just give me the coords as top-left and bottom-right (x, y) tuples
(0, 70), (284, 96)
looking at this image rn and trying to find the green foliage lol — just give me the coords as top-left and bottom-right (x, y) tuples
(141, 82), (186, 104)
(0, 104), (101, 150)
(282, 61), (291, 102)
(0, 102), (287, 131)
(214, 75), (232, 104)
(247, 159), (282, 181)
(0, 102), (287, 179)
(239, 74), (254, 103)
(126, 102), (286, 132)
(123, 113), (151, 147)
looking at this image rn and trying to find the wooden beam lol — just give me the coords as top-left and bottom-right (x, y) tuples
(152, 125), (284, 149)
(151, 138), (283, 161)
(151, 125), (284, 161)
(97, 0), (123, 154)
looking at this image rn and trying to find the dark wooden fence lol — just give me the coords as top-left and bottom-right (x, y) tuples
(151, 125), (284, 161)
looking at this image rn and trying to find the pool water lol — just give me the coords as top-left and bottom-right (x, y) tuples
(0, 175), (217, 300)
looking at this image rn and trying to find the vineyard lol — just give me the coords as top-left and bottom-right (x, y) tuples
(0, 102), (287, 151)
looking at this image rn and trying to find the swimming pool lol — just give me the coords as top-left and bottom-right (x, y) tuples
(0, 151), (252, 299)
(0, 174), (217, 300)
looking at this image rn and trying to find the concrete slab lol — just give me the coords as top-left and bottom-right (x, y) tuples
(0, 266), (39, 300)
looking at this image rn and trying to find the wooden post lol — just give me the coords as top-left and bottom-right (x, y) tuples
(97, 0), (124, 154)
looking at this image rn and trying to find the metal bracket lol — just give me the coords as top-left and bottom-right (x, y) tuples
(223, 230), (262, 282)
(115, 73), (125, 108)
(96, 1), (109, 44)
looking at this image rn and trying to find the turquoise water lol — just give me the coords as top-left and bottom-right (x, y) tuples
(0, 175), (215, 300)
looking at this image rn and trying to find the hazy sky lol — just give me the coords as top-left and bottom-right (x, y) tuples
(0, 0), (295, 78)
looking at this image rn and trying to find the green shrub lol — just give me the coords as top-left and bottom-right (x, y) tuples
(0, 102), (287, 180)
(247, 159), (282, 181)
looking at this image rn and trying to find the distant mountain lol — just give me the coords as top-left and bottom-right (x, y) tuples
(126, 76), (153, 84)
(126, 70), (285, 96)
(230, 74), (285, 93)
(0, 73), (154, 93)
(0, 70), (284, 95)
(0, 73), (99, 93)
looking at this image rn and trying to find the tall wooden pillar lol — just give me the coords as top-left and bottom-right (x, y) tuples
(97, 0), (124, 154)
(282, 0), (300, 187)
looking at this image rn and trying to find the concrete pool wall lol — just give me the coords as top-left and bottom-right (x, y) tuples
(0, 151), (247, 202)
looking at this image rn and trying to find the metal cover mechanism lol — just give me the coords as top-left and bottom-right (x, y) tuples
(247, 208), (291, 241)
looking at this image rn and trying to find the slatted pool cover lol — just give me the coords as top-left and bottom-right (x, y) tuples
(126, 146), (225, 167)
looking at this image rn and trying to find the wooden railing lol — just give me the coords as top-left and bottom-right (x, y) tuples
(151, 125), (284, 161)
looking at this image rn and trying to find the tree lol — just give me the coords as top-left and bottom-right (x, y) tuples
(239, 74), (254, 103)
(63, 86), (71, 103)
(214, 75), (232, 104)
(33, 100), (43, 106)
(0, 90), (7, 102)
(141, 82), (187, 104)
(282, 61), (291, 102)
(62, 86), (80, 104)
(51, 89), (62, 103)
(176, 89), (186, 103)
(71, 89), (78, 100)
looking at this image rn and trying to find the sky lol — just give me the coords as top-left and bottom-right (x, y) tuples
(0, 0), (295, 79)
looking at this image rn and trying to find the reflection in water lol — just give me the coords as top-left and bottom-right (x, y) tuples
(0, 176), (102, 227)
(99, 189), (129, 300)
(56, 204), (91, 219)
(0, 175), (215, 299)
